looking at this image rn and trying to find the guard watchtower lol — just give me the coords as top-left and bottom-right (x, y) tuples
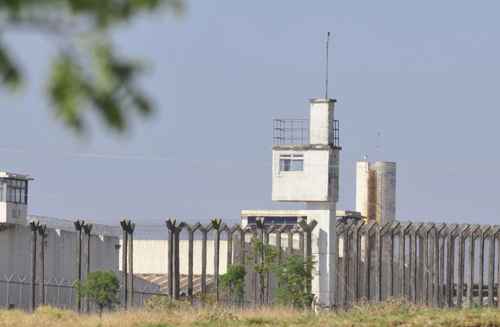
(0, 171), (33, 224)
(272, 98), (341, 207)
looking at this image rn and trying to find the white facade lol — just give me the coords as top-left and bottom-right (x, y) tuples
(271, 99), (340, 203)
(355, 161), (397, 224)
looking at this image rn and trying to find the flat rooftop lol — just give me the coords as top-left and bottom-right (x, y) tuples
(0, 171), (33, 180)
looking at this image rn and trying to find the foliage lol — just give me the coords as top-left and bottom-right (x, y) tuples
(77, 270), (119, 316)
(274, 255), (314, 309)
(220, 264), (246, 305)
(250, 237), (277, 305)
(0, 0), (184, 133)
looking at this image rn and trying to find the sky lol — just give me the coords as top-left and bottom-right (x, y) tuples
(1, 1), (500, 227)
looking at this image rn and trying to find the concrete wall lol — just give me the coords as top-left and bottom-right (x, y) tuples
(120, 240), (229, 275)
(0, 222), (120, 281)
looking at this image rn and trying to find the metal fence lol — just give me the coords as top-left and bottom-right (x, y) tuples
(0, 274), (167, 312)
(335, 221), (500, 309)
(146, 218), (317, 307)
(6, 218), (500, 312)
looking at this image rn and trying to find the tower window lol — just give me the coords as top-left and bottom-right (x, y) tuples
(1, 179), (28, 204)
(279, 154), (304, 171)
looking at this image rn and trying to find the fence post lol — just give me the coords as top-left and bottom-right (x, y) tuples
(186, 223), (200, 301)
(478, 226), (489, 307)
(74, 220), (85, 312)
(399, 224), (411, 299)
(354, 221), (364, 302)
(165, 219), (175, 300)
(374, 223), (383, 302)
(389, 223), (399, 298)
(439, 227), (446, 307)
(83, 223), (93, 312)
(128, 222), (135, 307)
(447, 225), (459, 307)
(433, 224), (445, 307)
(343, 222), (352, 308)
(211, 218), (223, 303)
(496, 230), (500, 309)
(488, 228), (497, 306)
(119, 219), (129, 308)
(29, 221), (40, 312)
(200, 224), (210, 297)
(38, 225), (47, 306)
(334, 222), (343, 308)
(423, 224), (432, 305)
(363, 223), (375, 301)
(413, 225), (423, 303)
(457, 225), (470, 307)
(468, 226), (480, 307)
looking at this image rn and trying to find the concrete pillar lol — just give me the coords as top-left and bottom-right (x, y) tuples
(306, 202), (336, 307)
(309, 98), (335, 145)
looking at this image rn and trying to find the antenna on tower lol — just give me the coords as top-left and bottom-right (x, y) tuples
(325, 32), (331, 99)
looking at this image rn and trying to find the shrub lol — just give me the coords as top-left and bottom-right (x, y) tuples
(274, 255), (314, 308)
(77, 271), (119, 317)
(220, 264), (246, 305)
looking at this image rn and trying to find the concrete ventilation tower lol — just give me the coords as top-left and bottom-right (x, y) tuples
(355, 161), (396, 224)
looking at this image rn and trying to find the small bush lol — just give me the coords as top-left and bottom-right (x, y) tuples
(77, 271), (119, 317)
(274, 255), (314, 308)
(220, 264), (246, 305)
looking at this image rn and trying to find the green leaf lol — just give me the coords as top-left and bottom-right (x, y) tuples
(0, 40), (21, 89)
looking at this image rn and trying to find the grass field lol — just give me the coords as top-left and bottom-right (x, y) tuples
(1, 301), (500, 326)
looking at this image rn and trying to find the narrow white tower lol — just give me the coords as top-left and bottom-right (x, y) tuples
(0, 171), (33, 225)
(355, 161), (396, 224)
(271, 98), (341, 306)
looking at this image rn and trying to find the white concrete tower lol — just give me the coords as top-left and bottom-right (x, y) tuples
(0, 171), (32, 225)
(355, 161), (396, 224)
(272, 98), (341, 306)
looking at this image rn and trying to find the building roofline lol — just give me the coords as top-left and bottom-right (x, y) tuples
(0, 171), (33, 180)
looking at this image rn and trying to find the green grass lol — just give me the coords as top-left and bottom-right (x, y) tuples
(1, 301), (500, 326)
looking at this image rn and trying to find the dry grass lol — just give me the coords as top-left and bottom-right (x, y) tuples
(1, 301), (500, 326)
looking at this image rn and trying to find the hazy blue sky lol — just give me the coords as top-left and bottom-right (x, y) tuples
(1, 1), (499, 226)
